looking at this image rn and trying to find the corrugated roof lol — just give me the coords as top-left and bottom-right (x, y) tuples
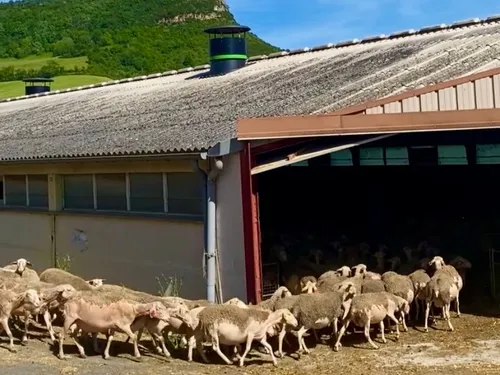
(1, 16), (500, 161)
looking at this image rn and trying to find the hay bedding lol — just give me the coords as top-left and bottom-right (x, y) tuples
(1, 313), (499, 375)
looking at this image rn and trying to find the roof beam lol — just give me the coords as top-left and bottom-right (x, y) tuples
(238, 108), (500, 140)
(251, 134), (394, 175)
(207, 138), (244, 157)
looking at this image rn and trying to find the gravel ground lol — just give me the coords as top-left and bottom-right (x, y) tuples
(2, 312), (500, 375)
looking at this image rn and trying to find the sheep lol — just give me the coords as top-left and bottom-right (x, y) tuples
(428, 256), (463, 316)
(0, 288), (41, 352)
(87, 279), (106, 287)
(361, 279), (385, 294)
(289, 282), (356, 354)
(10, 281), (76, 343)
(56, 289), (172, 360)
(195, 305), (298, 367)
(448, 256), (472, 285)
(259, 286), (293, 311)
(381, 271), (414, 330)
(39, 268), (94, 291)
(408, 269), (431, 321)
(3, 258), (40, 282)
(352, 263), (382, 280)
(423, 272), (458, 332)
(317, 266), (351, 284)
(334, 292), (410, 351)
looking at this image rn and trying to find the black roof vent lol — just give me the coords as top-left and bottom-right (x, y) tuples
(23, 77), (54, 96)
(204, 25), (250, 76)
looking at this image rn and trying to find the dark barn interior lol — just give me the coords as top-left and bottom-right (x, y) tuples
(256, 129), (500, 311)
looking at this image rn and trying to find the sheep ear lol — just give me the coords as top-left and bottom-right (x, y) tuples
(26, 261), (32, 266)
(10, 261), (17, 265)
(149, 306), (157, 318)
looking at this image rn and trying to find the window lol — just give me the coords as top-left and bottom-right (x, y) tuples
(330, 150), (353, 166)
(95, 174), (127, 211)
(129, 173), (165, 213)
(290, 160), (308, 167)
(63, 175), (94, 210)
(62, 172), (202, 216)
(28, 175), (49, 207)
(385, 147), (409, 165)
(2, 175), (49, 208)
(477, 144), (500, 164)
(4, 175), (26, 206)
(359, 147), (384, 166)
(438, 145), (467, 165)
(167, 172), (203, 215)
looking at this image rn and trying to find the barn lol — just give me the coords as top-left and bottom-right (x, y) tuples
(1, 18), (500, 304)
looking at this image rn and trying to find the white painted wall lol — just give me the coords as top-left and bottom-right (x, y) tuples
(216, 151), (247, 302)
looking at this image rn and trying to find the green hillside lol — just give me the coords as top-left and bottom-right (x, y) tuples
(0, 75), (111, 99)
(0, 0), (278, 83)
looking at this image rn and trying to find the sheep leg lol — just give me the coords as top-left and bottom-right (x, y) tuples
(69, 328), (87, 358)
(22, 312), (31, 343)
(260, 338), (278, 367)
(424, 302), (431, 332)
(153, 333), (171, 357)
(187, 335), (195, 362)
(455, 293), (461, 317)
(91, 333), (102, 354)
(119, 325), (140, 358)
(379, 321), (387, 344)
(238, 334), (255, 367)
(43, 310), (56, 343)
(277, 326), (288, 358)
(103, 331), (114, 360)
(312, 329), (319, 342)
(331, 318), (338, 340)
(0, 317), (17, 352)
(387, 313), (400, 340)
(333, 320), (350, 352)
(58, 317), (77, 359)
(415, 299), (420, 321)
(364, 317), (379, 349)
(444, 303), (454, 332)
(211, 334), (232, 365)
(296, 326), (310, 354)
(401, 312), (408, 332)
(195, 336), (209, 363)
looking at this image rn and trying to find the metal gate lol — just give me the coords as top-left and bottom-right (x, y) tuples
(489, 248), (500, 301)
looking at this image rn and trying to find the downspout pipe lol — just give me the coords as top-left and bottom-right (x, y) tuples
(192, 156), (223, 303)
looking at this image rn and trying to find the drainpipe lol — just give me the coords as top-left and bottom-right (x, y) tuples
(193, 157), (223, 303)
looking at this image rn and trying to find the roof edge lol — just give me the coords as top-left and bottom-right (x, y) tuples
(2, 15), (500, 104)
(335, 66), (500, 115)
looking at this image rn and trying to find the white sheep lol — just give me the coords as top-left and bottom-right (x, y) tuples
(428, 256), (463, 316)
(423, 270), (458, 332)
(191, 305), (297, 367)
(86, 278), (106, 287)
(289, 282), (356, 354)
(408, 269), (431, 321)
(334, 292), (409, 351)
(0, 288), (41, 352)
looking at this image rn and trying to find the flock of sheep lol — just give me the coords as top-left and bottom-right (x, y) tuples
(0, 248), (471, 367)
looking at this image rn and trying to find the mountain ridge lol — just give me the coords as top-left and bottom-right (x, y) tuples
(0, 0), (278, 81)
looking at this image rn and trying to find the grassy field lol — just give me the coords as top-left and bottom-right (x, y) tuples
(0, 53), (88, 70)
(0, 75), (111, 99)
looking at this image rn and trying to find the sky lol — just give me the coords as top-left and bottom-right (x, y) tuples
(226, 0), (500, 49)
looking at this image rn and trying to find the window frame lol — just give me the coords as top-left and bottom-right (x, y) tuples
(61, 172), (203, 218)
(1, 174), (49, 209)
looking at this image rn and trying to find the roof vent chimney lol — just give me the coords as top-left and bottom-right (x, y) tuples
(23, 77), (54, 96)
(204, 25), (250, 76)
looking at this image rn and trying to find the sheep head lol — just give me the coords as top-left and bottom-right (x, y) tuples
(352, 263), (367, 276)
(448, 256), (472, 270)
(402, 246), (414, 261)
(341, 282), (357, 301)
(336, 266), (351, 277)
(301, 279), (317, 294)
(277, 308), (298, 328)
(23, 289), (41, 309)
(224, 297), (247, 308)
(11, 258), (32, 274)
(428, 256), (445, 270)
(308, 249), (324, 264)
(274, 286), (292, 299)
(388, 256), (401, 270)
(87, 278), (106, 287)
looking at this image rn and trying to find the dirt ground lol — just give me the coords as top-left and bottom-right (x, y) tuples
(2, 312), (500, 375)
